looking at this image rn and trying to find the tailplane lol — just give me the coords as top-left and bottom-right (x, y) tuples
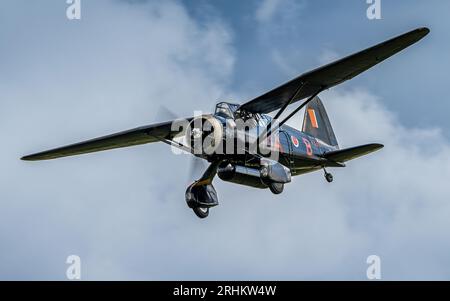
(302, 96), (338, 147)
(323, 143), (384, 163)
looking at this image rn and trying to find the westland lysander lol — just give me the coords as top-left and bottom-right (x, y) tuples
(22, 28), (430, 218)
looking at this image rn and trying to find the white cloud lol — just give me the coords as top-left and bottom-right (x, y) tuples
(0, 0), (235, 279)
(255, 0), (305, 26)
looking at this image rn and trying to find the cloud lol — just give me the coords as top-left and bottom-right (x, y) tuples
(1, 0), (450, 280)
(317, 88), (450, 279)
(255, 0), (283, 23)
(0, 0), (235, 280)
(255, 0), (305, 26)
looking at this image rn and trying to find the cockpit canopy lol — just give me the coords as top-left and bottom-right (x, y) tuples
(214, 102), (239, 119)
(214, 101), (272, 129)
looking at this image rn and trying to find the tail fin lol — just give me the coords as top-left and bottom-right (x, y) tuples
(302, 96), (338, 147)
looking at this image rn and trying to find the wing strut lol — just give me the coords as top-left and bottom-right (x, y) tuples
(278, 87), (324, 127)
(257, 82), (306, 147)
(155, 136), (197, 156)
(263, 87), (324, 141)
(273, 82), (306, 120)
(193, 161), (221, 186)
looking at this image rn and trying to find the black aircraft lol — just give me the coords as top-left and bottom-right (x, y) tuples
(22, 28), (429, 218)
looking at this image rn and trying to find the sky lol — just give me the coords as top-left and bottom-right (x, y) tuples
(0, 0), (450, 280)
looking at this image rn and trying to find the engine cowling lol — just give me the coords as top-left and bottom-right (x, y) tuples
(186, 115), (224, 156)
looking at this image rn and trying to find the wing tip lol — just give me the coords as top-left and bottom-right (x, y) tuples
(21, 155), (38, 161)
(370, 143), (384, 150)
(400, 27), (430, 47)
(21, 153), (51, 161)
(408, 27), (430, 43)
(416, 27), (430, 38)
(419, 27), (430, 34)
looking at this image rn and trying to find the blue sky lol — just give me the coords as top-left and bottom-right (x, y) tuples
(1, 0), (450, 280)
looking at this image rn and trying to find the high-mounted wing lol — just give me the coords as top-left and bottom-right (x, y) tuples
(239, 27), (430, 114)
(323, 143), (384, 163)
(21, 119), (189, 161)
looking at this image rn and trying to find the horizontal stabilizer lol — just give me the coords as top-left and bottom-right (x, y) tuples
(322, 143), (384, 163)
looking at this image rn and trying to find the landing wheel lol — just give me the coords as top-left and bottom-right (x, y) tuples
(193, 207), (209, 219)
(324, 171), (333, 183)
(269, 183), (284, 195)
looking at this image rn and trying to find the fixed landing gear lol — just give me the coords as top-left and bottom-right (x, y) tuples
(269, 183), (284, 195)
(324, 169), (333, 183)
(192, 206), (209, 219)
(185, 181), (218, 219)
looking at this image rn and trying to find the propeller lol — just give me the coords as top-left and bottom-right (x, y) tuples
(155, 105), (211, 185)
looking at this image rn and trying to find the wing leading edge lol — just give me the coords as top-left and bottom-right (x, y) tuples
(21, 120), (185, 161)
(239, 27), (430, 114)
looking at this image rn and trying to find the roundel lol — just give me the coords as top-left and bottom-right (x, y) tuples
(291, 135), (299, 148)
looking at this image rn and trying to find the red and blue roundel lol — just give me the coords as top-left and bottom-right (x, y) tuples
(291, 135), (299, 147)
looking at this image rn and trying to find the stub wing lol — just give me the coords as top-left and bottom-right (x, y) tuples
(322, 143), (384, 163)
(21, 119), (188, 161)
